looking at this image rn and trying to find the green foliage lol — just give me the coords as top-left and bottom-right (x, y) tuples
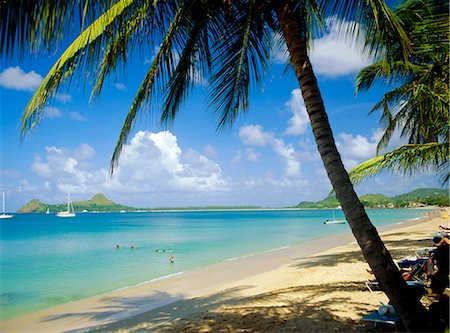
(17, 194), (262, 213)
(17, 199), (48, 213)
(353, 0), (449, 186)
(297, 195), (339, 209)
(296, 188), (448, 208)
(18, 193), (134, 213)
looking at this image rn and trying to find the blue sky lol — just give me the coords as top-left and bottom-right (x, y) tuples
(0, 17), (440, 211)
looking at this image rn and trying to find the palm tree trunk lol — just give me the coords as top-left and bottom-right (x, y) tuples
(276, 4), (429, 331)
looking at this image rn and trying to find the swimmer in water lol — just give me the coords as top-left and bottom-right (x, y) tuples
(169, 255), (175, 263)
(116, 244), (120, 249)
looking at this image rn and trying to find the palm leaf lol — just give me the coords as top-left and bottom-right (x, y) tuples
(109, 1), (196, 174)
(349, 143), (449, 186)
(20, 0), (139, 136)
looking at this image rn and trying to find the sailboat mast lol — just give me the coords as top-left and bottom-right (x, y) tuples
(2, 192), (5, 214)
(67, 193), (70, 212)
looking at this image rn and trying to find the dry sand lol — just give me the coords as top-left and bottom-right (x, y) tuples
(1, 209), (448, 333)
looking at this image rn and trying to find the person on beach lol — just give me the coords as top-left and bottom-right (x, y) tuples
(169, 255), (175, 263)
(430, 236), (449, 294)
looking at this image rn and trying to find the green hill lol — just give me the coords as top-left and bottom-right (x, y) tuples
(296, 188), (448, 209)
(360, 194), (393, 207)
(17, 199), (48, 213)
(18, 193), (136, 213)
(296, 195), (339, 209)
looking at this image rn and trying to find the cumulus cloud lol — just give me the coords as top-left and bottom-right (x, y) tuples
(30, 132), (227, 196)
(239, 125), (274, 146)
(239, 125), (301, 178)
(0, 66), (43, 91)
(113, 131), (227, 192)
(284, 89), (309, 135)
(271, 19), (373, 78)
(335, 128), (383, 169)
(310, 18), (373, 77)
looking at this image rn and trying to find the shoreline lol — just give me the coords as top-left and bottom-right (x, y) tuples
(1, 209), (443, 333)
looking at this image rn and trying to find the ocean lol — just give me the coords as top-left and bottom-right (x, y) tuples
(0, 208), (430, 320)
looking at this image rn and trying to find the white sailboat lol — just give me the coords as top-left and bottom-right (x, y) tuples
(45, 208), (50, 214)
(324, 210), (346, 224)
(0, 192), (13, 219)
(56, 193), (76, 218)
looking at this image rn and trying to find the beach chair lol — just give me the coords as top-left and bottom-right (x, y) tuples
(360, 311), (400, 330)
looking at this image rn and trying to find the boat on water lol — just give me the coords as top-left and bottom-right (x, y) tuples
(56, 193), (76, 218)
(324, 210), (346, 224)
(0, 192), (13, 219)
(45, 208), (50, 214)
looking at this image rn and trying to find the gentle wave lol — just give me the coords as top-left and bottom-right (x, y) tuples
(223, 245), (291, 262)
(112, 271), (186, 292)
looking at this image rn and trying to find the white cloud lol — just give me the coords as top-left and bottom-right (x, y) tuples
(30, 132), (227, 196)
(284, 89), (309, 135)
(113, 131), (227, 192)
(114, 83), (127, 91)
(239, 125), (274, 146)
(0, 66), (43, 91)
(310, 18), (373, 77)
(239, 124), (301, 178)
(43, 106), (62, 119)
(271, 19), (373, 78)
(69, 111), (87, 121)
(335, 129), (382, 169)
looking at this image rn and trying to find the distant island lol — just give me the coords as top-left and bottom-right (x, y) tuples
(17, 188), (448, 213)
(295, 188), (449, 209)
(17, 193), (261, 213)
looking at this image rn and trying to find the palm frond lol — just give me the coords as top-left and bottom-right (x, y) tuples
(1, 1), (116, 58)
(109, 1), (195, 174)
(208, 0), (272, 129)
(322, 0), (411, 60)
(349, 143), (449, 186)
(20, 0), (139, 136)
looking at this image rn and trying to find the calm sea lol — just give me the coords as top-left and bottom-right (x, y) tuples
(0, 209), (429, 320)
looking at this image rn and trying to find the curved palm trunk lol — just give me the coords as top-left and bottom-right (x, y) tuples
(276, 4), (429, 331)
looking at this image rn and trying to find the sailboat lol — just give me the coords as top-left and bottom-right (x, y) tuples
(324, 210), (346, 224)
(45, 208), (50, 214)
(0, 192), (13, 219)
(56, 193), (76, 218)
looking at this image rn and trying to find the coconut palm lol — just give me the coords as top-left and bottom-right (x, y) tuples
(2, 0), (431, 330)
(351, 0), (449, 186)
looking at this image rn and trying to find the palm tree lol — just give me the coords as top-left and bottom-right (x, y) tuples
(2, 1), (430, 330)
(351, 0), (449, 187)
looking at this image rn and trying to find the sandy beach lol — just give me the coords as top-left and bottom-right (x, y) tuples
(1, 209), (448, 333)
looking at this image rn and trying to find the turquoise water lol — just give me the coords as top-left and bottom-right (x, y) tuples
(0, 209), (429, 320)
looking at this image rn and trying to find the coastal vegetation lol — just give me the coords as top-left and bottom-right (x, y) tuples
(17, 193), (134, 213)
(350, 0), (449, 187)
(3, 0), (443, 330)
(296, 188), (449, 209)
(17, 193), (261, 213)
(18, 188), (446, 213)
